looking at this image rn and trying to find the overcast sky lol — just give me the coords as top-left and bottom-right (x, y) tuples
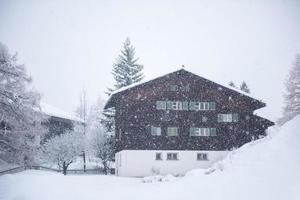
(1, 0), (300, 121)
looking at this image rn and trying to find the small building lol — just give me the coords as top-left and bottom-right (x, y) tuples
(105, 69), (274, 177)
(40, 102), (84, 141)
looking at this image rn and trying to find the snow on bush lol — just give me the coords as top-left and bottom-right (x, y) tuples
(41, 131), (85, 175)
(142, 174), (176, 183)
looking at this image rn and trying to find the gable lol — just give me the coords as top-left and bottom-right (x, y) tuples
(105, 69), (265, 110)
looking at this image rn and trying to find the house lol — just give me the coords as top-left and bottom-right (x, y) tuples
(104, 68), (274, 177)
(0, 102), (83, 163)
(40, 102), (84, 141)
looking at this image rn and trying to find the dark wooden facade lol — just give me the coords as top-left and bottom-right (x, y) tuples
(105, 69), (274, 152)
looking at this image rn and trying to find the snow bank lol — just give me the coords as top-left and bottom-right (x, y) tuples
(0, 116), (299, 200)
(184, 115), (300, 200)
(142, 174), (176, 183)
(210, 115), (300, 174)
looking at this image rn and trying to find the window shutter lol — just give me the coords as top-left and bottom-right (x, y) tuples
(233, 114), (239, 122)
(156, 101), (160, 109)
(151, 126), (161, 136)
(156, 101), (166, 110)
(217, 114), (223, 122)
(209, 102), (216, 110)
(166, 101), (173, 110)
(210, 128), (217, 136)
(182, 101), (189, 110)
(170, 85), (178, 91)
(189, 101), (196, 110)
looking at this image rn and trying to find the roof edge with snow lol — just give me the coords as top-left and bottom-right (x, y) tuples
(105, 68), (265, 109)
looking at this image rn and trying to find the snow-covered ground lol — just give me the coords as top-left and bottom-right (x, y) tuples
(1, 116), (300, 200)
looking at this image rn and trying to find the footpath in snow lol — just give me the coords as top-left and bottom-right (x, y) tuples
(0, 115), (300, 200)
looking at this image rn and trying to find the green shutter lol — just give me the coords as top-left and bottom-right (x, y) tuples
(170, 85), (178, 91)
(156, 101), (166, 110)
(189, 101), (196, 110)
(217, 114), (223, 122)
(210, 128), (217, 136)
(151, 126), (161, 136)
(210, 102), (216, 110)
(166, 101), (173, 110)
(167, 127), (178, 136)
(182, 101), (189, 110)
(233, 114), (239, 122)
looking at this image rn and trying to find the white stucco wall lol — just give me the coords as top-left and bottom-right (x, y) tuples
(115, 150), (229, 177)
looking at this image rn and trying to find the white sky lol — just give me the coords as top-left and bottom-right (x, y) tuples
(1, 0), (300, 121)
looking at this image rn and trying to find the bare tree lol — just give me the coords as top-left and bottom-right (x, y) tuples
(90, 128), (115, 174)
(0, 42), (46, 164)
(279, 54), (300, 125)
(75, 88), (88, 172)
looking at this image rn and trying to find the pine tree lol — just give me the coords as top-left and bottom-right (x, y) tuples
(240, 81), (250, 93)
(281, 54), (300, 124)
(229, 81), (236, 88)
(110, 37), (144, 92)
(101, 38), (144, 133)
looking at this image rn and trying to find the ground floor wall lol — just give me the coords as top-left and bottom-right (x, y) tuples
(115, 150), (229, 177)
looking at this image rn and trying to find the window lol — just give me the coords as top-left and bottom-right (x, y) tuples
(151, 126), (161, 136)
(190, 127), (217, 136)
(170, 85), (189, 92)
(170, 85), (178, 91)
(218, 114), (239, 122)
(197, 153), (208, 161)
(167, 127), (178, 136)
(182, 85), (190, 92)
(157, 101), (215, 111)
(192, 102), (216, 111)
(156, 101), (166, 110)
(172, 101), (182, 110)
(167, 153), (178, 160)
(209, 102), (216, 110)
(155, 153), (162, 160)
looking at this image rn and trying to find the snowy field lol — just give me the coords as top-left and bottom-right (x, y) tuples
(1, 116), (300, 200)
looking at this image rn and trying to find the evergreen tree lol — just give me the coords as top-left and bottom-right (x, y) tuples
(229, 81), (236, 88)
(101, 38), (144, 133)
(280, 54), (300, 124)
(110, 37), (144, 93)
(240, 81), (250, 93)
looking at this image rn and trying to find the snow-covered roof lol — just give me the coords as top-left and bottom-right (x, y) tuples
(40, 102), (84, 123)
(109, 68), (263, 102)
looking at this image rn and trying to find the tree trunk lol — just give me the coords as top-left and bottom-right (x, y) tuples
(62, 162), (68, 175)
(103, 162), (108, 175)
(83, 151), (86, 172)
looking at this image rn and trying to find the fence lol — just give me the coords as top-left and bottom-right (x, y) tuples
(0, 165), (109, 176)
